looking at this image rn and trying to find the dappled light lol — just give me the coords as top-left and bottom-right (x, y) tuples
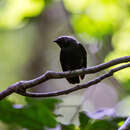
(105, 18), (130, 90)
(0, 0), (44, 28)
(0, 0), (130, 129)
(64, 0), (128, 39)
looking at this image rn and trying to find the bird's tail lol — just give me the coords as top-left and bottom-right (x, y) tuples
(80, 74), (85, 80)
(66, 76), (80, 84)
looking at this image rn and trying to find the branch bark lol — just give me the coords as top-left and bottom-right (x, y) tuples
(0, 56), (130, 100)
(119, 117), (130, 130)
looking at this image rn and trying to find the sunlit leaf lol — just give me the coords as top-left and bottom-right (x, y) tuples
(105, 19), (130, 91)
(63, 0), (88, 13)
(64, 0), (128, 39)
(0, 0), (45, 28)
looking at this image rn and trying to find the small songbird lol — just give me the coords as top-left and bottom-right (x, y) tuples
(53, 36), (87, 84)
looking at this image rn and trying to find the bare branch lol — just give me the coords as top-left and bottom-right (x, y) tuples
(0, 56), (130, 100)
(17, 63), (130, 98)
(118, 117), (130, 130)
(18, 56), (130, 89)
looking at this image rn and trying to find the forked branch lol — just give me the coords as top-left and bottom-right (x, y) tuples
(0, 56), (130, 100)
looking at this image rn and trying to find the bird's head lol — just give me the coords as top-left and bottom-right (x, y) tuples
(53, 36), (78, 48)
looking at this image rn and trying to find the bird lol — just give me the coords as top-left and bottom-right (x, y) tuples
(53, 36), (87, 84)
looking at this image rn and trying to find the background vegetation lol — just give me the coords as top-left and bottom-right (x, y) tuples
(0, 0), (130, 129)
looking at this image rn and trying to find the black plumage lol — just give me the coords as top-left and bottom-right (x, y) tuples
(53, 36), (87, 84)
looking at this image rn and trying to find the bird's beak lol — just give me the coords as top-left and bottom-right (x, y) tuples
(53, 40), (57, 43)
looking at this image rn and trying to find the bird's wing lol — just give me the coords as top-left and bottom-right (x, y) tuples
(78, 43), (87, 68)
(60, 50), (72, 71)
(78, 43), (87, 80)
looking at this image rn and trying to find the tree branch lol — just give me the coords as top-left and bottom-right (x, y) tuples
(0, 56), (130, 100)
(16, 63), (130, 97)
(119, 117), (130, 130)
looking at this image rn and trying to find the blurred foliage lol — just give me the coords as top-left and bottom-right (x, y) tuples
(64, 0), (130, 92)
(0, 98), (128, 130)
(61, 124), (75, 130)
(64, 0), (129, 39)
(0, 25), (35, 89)
(115, 96), (130, 117)
(59, 111), (127, 130)
(0, 0), (130, 129)
(78, 111), (126, 130)
(105, 20), (130, 91)
(0, 24), (38, 105)
(0, 98), (61, 129)
(0, 0), (44, 29)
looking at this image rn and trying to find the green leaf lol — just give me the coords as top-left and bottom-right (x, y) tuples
(0, 0), (45, 28)
(89, 119), (117, 130)
(79, 110), (125, 130)
(25, 97), (62, 111)
(79, 111), (90, 130)
(0, 98), (61, 129)
(61, 124), (75, 130)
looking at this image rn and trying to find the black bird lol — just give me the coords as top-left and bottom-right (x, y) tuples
(53, 36), (87, 84)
